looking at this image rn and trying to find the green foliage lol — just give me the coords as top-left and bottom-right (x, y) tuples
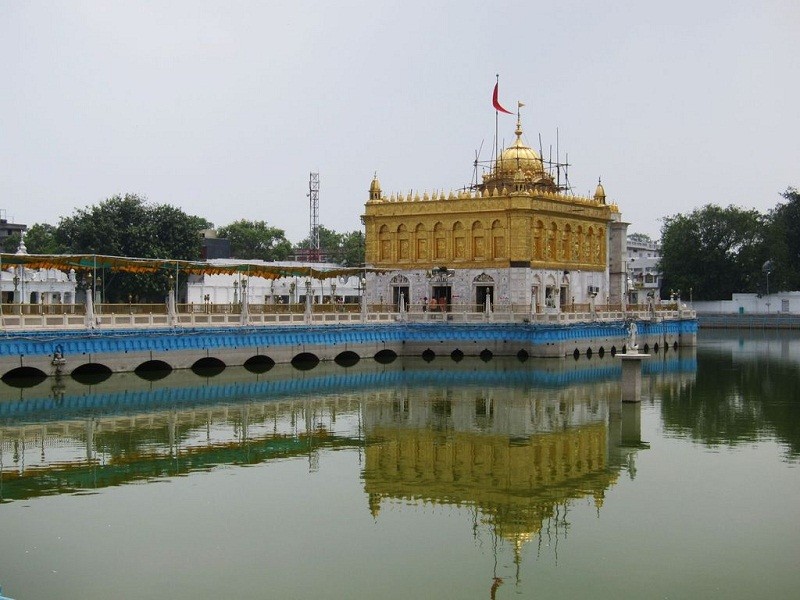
(2, 232), (20, 253)
(55, 194), (211, 302)
(338, 230), (366, 266)
(297, 226), (365, 265)
(765, 188), (800, 291)
(3, 223), (65, 254)
(216, 220), (292, 261)
(24, 223), (64, 254)
(660, 204), (766, 300)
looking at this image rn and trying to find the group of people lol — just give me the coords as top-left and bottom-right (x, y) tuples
(422, 296), (447, 312)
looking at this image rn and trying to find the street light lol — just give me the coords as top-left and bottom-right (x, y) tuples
(12, 274), (19, 314)
(763, 260), (773, 313)
(304, 278), (313, 322)
(95, 277), (102, 314)
(86, 272), (93, 308)
(359, 276), (367, 319)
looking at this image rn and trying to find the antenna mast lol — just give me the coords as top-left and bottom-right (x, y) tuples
(308, 172), (320, 261)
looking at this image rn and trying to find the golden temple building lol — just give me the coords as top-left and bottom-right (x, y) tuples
(362, 111), (629, 311)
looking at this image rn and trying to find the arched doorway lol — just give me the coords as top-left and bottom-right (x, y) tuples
(390, 274), (409, 311)
(473, 273), (494, 311)
(428, 269), (452, 312)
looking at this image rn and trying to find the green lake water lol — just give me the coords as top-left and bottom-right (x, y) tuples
(1, 329), (798, 599)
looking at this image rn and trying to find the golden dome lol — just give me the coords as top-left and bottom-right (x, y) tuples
(493, 121), (543, 178)
(369, 174), (381, 193)
(369, 173), (382, 201)
(594, 178), (606, 203)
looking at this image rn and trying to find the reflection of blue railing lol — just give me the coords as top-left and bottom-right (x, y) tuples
(0, 320), (698, 358)
(0, 355), (696, 422)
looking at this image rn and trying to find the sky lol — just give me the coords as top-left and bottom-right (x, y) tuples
(1, 0), (798, 244)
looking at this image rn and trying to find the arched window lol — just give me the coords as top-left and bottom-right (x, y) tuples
(434, 222), (446, 260)
(397, 224), (409, 260)
(534, 220), (544, 261)
(472, 221), (485, 259)
(547, 222), (558, 261)
(379, 224), (391, 261)
(415, 223), (428, 261)
(491, 219), (505, 259)
(453, 221), (465, 260)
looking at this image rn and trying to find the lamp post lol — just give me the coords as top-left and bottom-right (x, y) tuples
(763, 260), (773, 314)
(18, 266), (27, 313)
(304, 278), (313, 323)
(331, 282), (337, 306)
(12, 274), (19, 314)
(233, 280), (239, 306)
(95, 277), (102, 314)
(86, 272), (92, 310)
(359, 276), (367, 319)
(204, 293), (211, 313)
(241, 278), (248, 306)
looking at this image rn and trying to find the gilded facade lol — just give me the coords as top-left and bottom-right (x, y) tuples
(363, 114), (629, 311)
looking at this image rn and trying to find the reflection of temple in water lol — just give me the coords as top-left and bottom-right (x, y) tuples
(361, 383), (634, 570)
(1, 356), (695, 515)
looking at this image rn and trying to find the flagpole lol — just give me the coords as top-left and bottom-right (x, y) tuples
(494, 74), (499, 172)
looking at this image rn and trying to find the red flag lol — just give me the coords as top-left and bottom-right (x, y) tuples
(492, 82), (513, 114)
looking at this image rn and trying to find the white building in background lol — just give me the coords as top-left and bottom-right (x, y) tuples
(626, 236), (662, 304)
(1, 237), (78, 306)
(186, 259), (364, 306)
(693, 292), (800, 315)
(1, 267), (78, 306)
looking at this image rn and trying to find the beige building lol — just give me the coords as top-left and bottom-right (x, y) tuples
(362, 114), (629, 312)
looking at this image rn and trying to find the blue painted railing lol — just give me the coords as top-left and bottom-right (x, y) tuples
(0, 320), (697, 358)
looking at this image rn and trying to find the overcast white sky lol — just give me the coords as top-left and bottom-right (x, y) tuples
(2, 0), (798, 244)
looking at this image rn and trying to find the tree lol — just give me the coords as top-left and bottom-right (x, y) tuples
(764, 188), (800, 292)
(339, 230), (366, 266)
(2, 232), (20, 253)
(24, 223), (64, 254)
(55, 194), (211, 302)
(296, 226), (365, 265)
(2, 223), (61, 253)
(660, 204), (766, 300)
(216, 220), (293, 261)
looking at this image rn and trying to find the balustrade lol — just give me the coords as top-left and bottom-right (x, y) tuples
(0, 301), (694, 330)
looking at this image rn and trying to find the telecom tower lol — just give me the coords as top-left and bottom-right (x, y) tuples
(308, 172), (320, 261)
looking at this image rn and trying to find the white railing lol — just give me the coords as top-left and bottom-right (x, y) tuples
(0, 302), (694, 331)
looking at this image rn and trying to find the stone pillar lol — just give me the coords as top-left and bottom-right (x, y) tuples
(608, 216), (629, 307)
(620, 352), (648, 402)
